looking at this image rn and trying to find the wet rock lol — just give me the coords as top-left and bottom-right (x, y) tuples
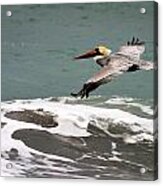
(12, 128), (113, 160)
(12, 129), (88, 159)
(5, 110), (58, 128)
(84, 136), (112, 153)
(36, 108), (44, 112)
(8, 148), (19, 160)
(1, 122), (7, 128)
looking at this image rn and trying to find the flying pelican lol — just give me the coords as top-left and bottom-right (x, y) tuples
(71, 37), (154, 98)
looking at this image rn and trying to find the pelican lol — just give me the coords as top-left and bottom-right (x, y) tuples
(71, 37), (154, 98)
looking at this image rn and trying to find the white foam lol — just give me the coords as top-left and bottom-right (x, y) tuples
(105, 97), (153, 115)
(1, 98), (154, 143)
(127, 102), (153, 115)
(1, 97), (155, 177)
(105, 97), (134, 105)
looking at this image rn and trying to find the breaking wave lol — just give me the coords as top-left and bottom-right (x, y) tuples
(1, 96), (156, 180)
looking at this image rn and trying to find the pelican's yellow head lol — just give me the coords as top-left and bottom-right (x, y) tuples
(97, 46), (111, 57)
(74, 45), (112, 61)
(95, 45), (112, 58)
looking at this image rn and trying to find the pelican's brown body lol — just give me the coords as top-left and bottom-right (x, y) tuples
(71, 37), (154, 98)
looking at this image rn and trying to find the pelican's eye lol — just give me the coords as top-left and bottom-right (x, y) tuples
(95, 48), (101, 55)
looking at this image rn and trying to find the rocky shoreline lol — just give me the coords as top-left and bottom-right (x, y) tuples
(4, 109), (58, 128)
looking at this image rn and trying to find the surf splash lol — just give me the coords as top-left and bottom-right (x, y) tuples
(1, 96), (156, 179)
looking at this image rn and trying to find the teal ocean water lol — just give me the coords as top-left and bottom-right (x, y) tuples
(2, 2), (154, 100)
(1, 2), (157, 180)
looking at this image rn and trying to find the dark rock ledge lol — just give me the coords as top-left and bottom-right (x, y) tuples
(4, 109), (58, 128)
(1, 122), (7, 128)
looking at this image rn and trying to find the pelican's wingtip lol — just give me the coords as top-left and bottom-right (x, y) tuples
(127, 37), (145, 46)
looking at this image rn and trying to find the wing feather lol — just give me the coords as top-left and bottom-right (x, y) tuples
(117, 37), (145, 60)
(86, 55), (137, 84)
(71, 56), (137, 98)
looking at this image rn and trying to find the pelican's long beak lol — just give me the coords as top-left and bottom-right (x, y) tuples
(74, 49), (98, 60)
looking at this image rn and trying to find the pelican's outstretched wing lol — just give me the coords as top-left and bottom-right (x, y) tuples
(117, 37), (145, 60)
(71, 54), (153, 99)
(71, 66), (119, 98)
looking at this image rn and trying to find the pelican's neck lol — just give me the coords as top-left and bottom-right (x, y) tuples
(93, 55), (105, 61)
(94, 56), (111, 67)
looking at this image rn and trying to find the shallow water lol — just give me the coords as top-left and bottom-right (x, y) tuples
(1, 2), (157, 180)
